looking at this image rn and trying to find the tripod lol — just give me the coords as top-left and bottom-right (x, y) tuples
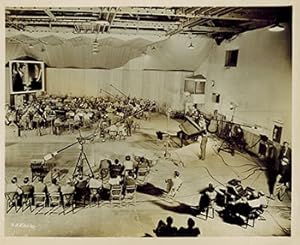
(158, 109), (184, 167)
(72, 137), (94, 178)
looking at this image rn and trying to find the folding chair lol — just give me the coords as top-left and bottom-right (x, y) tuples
(33, 192), (47, 214)
(123, 185), (137, 206)
(5, 192), (19, 213)
(110, 185), (123, 207)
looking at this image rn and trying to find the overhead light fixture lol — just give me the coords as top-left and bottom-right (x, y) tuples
(268, 23), (285, 32)
(188, 42), (195, 49)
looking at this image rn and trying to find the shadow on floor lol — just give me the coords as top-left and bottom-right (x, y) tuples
(150, 200), (198, 216)
(137, 183), (166, 197)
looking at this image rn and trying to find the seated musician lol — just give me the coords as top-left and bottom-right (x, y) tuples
(74, 112), (82, 128)
(53, 117), (63, 135)
(117, 123), (127, 138)
(110, 159), (124, 177)
(83, 111), (91, 128)
(33, 176), (47, 194)
(88, 174), (102, 202)
(123, 155), (135, 176)
(135, 156), (150, 175)
(74, 175), (89, 201)
(107, 123), (117, 138)
(20, 177), (34, 204)
(108, 173), (123, 188)
(47, 178), (61, 195)
(6, 176), (23, 205)
(32, 112), (43, 129)
(20, 113), (31, 130)
(124, 171), (136, 187)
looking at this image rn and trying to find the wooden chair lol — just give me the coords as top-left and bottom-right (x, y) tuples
(62, 193), (75, 215)
(33, 192), (47, 214)
(47, 192), (62, 215)
(136, 167), (149, 185)
(89, 188), (101, 207)
(5, 192), (19, 213)
(21, 192), (33, 212)
(123, 185), (137, 206)
(110, 185), (123, 207)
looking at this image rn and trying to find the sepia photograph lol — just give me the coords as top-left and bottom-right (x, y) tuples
(2, 1), (295, 239)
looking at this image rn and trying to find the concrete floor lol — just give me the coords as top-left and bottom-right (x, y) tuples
(4, 113), (291, 237)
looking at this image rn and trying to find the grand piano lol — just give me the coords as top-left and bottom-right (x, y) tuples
(177, 116), (205, 147)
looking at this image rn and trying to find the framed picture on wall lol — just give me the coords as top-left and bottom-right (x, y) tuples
(9, 60), (45, 95)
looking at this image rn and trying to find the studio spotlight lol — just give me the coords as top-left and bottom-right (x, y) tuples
(268, 23), (285, 32)
(188, 42), (195, 49)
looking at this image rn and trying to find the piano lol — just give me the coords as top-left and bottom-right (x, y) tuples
(177, 116), (205, 147)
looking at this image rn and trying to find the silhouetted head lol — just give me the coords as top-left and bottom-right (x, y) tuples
(52, 178), (58, 185)
(114, 159), (119, 164)
(187, 218), (195, 228)
(283, 141), (289, 148)
(208, 183), (214, 192)
(174, 171), (180, 177)
(23, 177), (30, 184)
(125, 155), (131, 161)
(166, 216), (173, 226)
(11, 176), (17, 184)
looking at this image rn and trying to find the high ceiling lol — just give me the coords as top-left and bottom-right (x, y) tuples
(6, 6), (291, 41)
(5, 6), (291, 69)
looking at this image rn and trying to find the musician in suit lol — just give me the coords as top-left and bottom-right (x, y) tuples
(278, 141), (291, 177)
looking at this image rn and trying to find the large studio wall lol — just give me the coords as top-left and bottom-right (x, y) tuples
(195, 25), (292, 143)
(45, 67), (192, 111)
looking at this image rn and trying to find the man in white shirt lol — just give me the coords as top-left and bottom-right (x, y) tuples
(165, 171), (183, 197)
(123, 155), (135, 175)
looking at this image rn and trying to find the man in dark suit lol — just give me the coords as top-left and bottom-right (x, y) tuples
(278, 141), (291, 177)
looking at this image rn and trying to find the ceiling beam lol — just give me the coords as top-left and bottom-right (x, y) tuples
(188, 25), (243, 33)
(6, 7), (200, 19)
(166, 8), (273, 36)
(44, 9), (56, 21)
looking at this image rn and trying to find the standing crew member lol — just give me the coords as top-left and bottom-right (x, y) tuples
(199, 131), (208, 160)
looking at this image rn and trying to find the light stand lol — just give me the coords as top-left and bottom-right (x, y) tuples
(159, 108), (184, 167)
(72, 134), (94, 178)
